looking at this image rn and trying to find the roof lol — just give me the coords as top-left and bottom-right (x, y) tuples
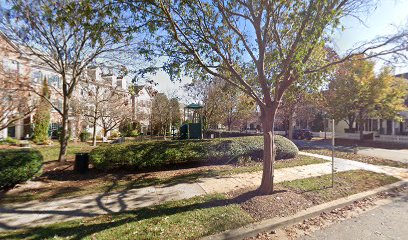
(185, 103), (203, 109)
(0, 30), (21, 54)
(395, 72), (408, 80)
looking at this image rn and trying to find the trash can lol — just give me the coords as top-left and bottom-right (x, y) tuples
(363, 133), (374, 140)
(74, 153), (89, 174)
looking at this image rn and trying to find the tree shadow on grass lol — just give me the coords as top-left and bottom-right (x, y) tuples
(0, 188), (272, 240)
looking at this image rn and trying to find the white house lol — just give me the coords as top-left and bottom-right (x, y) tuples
(327, 72), (408, 143)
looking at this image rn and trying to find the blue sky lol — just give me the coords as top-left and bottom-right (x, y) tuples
(153, 0), (408, 97)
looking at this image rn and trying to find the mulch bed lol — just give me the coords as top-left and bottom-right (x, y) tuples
(227, 187), (314, 220)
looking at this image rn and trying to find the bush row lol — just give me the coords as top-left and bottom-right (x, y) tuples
(0, 149), (43, 189)
(90, 135), (298, 170)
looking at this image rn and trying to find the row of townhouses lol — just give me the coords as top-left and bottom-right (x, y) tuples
(0, 31), (154, 140)
(241, 74), (408, 143)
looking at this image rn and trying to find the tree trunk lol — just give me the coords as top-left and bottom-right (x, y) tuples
(58, 98), (69, 163)
(358, 114), (364, 141)
(347, 114), (355, 132)
(259, 106), (277, 195)
(92, 117), (97, 147)
(288, 111), (295, 140)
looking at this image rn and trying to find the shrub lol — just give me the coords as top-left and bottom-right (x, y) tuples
(0, 137), (20, 145)
(79, 131), (91, 142)
(0, 149), (43, 189)
(32, 78), (51, 144)
(110, 131), (119, 138)
(130, 130), (139, 137)
(119, 119), (141, 137)
(90, 135), (298, 170)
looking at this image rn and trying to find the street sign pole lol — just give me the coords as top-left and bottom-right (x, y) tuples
(332, 119), (335, 188)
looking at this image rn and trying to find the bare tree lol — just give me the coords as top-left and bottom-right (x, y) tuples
(98, 92), (132, 138)
(0, 61), (35, 133)
(74, 80), (128, 146)
(1, 0), (135, 162)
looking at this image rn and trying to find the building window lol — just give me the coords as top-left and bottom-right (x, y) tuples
(7, 125), (16, 138)
(31, 71), (42, 83)
(50, 123), (59, 131)
(48, 75), (61, 88)
(2, 59), (19, 73)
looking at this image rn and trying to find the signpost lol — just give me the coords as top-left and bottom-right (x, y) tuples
(332, 119), (335, 188)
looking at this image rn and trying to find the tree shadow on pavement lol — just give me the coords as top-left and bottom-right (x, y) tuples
(0, 189), (266, 240)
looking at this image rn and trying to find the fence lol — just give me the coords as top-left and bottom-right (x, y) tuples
(374, 135), (408, 143)
(316, 131), (408, 144)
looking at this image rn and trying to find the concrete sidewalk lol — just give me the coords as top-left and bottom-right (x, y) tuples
(300, 151), (408, 180)
(1, 152), (407, 231)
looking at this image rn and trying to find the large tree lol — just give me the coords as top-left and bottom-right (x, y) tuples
(134, 0), (408, 194)
(1, 0), (135, 162)
(151, 93), (170, 136)
(326, 57), (408, 139)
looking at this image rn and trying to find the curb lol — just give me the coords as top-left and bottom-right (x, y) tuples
(201, 180), (408, 240)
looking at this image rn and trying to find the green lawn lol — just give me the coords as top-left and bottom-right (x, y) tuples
(281, 170), (399, 203)
(0, 170), (399, 240)
(0, 194), (254, 240)
(34, 142), (95, 162)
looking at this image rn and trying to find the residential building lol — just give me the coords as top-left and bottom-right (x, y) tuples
(327, 73), (408, 142)
(0, 32), (154, 140)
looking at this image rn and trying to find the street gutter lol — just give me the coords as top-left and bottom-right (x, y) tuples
(201, 180), (408, 240)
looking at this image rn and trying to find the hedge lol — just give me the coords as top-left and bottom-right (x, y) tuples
(90, 135), (298, 170)
(0, 149), (43, 189)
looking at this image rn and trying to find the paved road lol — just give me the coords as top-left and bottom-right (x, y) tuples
(300, 191), (408, 240)
(357, 148), (408, 164)
(294, 139), (408, 164)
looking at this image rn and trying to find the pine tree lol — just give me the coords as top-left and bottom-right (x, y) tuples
(32, 78), (51, 144)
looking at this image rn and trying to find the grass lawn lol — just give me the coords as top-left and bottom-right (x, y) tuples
(0, 155), (326, 204)
(304, 149), (408, 169)
(34, 142), (95, 162)
(280, 170), (399, 203)
(0, 170), (399, 240)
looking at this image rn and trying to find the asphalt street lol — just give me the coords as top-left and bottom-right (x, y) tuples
(300, 191), (408, 240)
(294, 139), (408, 164)
(357, 148), (408, 164)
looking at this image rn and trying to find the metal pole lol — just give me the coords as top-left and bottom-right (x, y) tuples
(332, 119), (335, 188)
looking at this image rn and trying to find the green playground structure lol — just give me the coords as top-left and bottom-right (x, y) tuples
(180, 103), (203, 139)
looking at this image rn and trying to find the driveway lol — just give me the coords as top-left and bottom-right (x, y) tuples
(357, 148), (408, 164)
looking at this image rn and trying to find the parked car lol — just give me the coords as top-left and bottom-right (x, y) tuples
(293, 129), (313, 140)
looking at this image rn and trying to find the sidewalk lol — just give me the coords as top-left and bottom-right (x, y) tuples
(1, 152), (407, 231)
(301, 152), (408, 180)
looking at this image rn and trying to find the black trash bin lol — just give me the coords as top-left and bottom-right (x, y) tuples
(363, 133), (374, 140)
(74, 153), (89, 173)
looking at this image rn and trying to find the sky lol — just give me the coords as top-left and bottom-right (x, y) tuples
(151, 0), (408, 100)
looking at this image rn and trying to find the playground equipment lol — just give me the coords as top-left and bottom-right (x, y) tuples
(180, 103), (203, 139)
